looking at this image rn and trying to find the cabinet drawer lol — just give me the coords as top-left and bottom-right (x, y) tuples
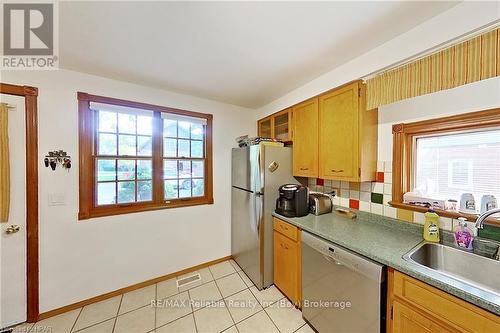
(273, 217), (298, 242)
(393, 271), (500, 333)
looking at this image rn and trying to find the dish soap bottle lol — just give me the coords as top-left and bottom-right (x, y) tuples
(453, 217), (473, 251)
(423, 209), (440, 242)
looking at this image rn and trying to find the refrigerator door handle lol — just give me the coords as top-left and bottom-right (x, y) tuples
(254, 194), (263, 236)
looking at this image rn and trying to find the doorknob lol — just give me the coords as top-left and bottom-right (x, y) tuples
(5, 225), (20, 234)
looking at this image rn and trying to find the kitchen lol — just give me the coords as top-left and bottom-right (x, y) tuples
(1, 1), (500, 333)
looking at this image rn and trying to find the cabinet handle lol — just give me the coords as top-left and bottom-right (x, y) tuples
(300, 167), (309, 171)
(331, 169), (344, 173)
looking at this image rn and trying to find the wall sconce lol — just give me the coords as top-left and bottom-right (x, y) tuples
(44, 150), (71, 170)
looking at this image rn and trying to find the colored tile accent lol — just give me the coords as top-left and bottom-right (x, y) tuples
(371, 192), (383, 204)
(316, 178), (324, 186)
(376, 172), (384, 183)
(397, 209), (414, 223)
(478, 224), (500, 242)
(349, 199), (359, 210)
(349, 182), (360, 191)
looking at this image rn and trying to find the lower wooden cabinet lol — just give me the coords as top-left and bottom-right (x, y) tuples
(273, 217), (301, 306)
(393, 300), (454, 333)
(388, 270), (500, 333)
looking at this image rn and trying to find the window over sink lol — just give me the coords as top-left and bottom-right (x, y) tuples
(391, 108), (500, 225)
(78, 93), (213, 220)
(414, 129), (500, 203)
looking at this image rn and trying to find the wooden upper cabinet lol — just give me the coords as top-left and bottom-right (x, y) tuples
(274, 109), (292, 141)
(257, 108), (292, 141)
(292, 98), (319, 177)
(319, 81), (377, 181)
(258, 117), (273, 138)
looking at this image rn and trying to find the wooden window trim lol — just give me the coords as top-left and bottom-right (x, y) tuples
(390, 107), (500, 226)
(78, 92), (213, 220)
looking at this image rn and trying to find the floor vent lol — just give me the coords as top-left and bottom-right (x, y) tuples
(177, 273), (201, 288)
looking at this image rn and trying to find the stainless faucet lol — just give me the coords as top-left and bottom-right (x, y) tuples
(494, 246), (500, 261)
(475, 207), (500, 229)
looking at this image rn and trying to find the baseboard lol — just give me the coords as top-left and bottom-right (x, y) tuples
(38, 255), (232, 321)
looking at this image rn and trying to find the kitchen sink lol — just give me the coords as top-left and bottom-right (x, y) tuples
(403, 242), (500, 296)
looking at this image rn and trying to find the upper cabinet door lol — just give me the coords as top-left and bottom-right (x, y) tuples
(292, 98), (318, 177)
(319, 82), (359, 180)
(273, 108), (292, 141)
(258, 117), (273, 138)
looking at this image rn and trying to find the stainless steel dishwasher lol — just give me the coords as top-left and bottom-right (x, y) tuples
(301, 231), (386, 333)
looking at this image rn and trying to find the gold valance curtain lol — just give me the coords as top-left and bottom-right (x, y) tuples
(366, 28), (500, 110)
(0, 103), (10, 222)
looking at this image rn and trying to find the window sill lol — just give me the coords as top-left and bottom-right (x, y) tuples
(389, 201), (500, 227)
(78, 197), (214, 220)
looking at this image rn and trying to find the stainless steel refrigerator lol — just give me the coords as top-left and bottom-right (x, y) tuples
(231, 144), (296, 290)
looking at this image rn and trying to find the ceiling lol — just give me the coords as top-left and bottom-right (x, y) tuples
(59, 1), (459, 108)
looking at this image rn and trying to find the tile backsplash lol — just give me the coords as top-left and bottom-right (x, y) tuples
(307, 160), (470, 234)
(308, 160), (395, 216)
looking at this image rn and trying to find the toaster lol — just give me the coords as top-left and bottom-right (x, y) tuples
(309, 193), (333, 215)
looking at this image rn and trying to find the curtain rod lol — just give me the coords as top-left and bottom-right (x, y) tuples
(362, 20), (500, 82)
(1, 103), (15, 109)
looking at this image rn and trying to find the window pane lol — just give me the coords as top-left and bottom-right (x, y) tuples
(164, 138), (177, 157)
(164, 160), (178, 179)
(97, 159), (116, 181)
(165, 180), (178, 199)
(191, 124), (204, 140)
(178, 121), (190, 138)
(178, 139), (190, 157)
(99, 133), (117, 155)
(192, 161), (204, 178)
(118, 113), (136, 134)
(137, 115), (152, 135)
(138, 136), (152, 156)
(119, 135), (136, 156)
(191, 140), (203, 158)
(118, 181), (135, 203)
(137, 181), (152, 201)
(97, 182), (116, 205)
(179, 160), (191, 178)
(415, 129), (500, 203)
(99, 111), (117, 133)
(193, 179), (204, 197)
(179, 179), (192, 198)
(117, 160), (135, 180)
(164, 119), (177, 137)
(137, 160), (152, 180)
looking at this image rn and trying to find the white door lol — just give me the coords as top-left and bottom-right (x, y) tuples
(0, 94), (27, 328)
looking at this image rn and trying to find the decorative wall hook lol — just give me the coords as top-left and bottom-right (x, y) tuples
(44, 150), (71, 171)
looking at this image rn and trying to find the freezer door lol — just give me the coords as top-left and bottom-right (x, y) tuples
(231, 187), (264, 289)
(232, 147), (251, 191)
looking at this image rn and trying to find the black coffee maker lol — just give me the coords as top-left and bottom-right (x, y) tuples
(275, 184), (309, 217)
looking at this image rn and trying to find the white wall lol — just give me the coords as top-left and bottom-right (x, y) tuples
(256, 1), (500, 118)
(378, 77), (500, 162)
(1, 69), (255, 312)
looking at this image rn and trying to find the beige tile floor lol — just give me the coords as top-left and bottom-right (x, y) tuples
(13, 259), (314, 333)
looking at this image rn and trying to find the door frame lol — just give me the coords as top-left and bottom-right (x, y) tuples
(0, 83), (39, 323)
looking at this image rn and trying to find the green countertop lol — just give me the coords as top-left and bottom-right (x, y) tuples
(272, 209), (500, 315)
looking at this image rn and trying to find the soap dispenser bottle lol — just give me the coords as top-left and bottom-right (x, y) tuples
(453, 217), (474, 251)
(423, 209), (440, 242)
